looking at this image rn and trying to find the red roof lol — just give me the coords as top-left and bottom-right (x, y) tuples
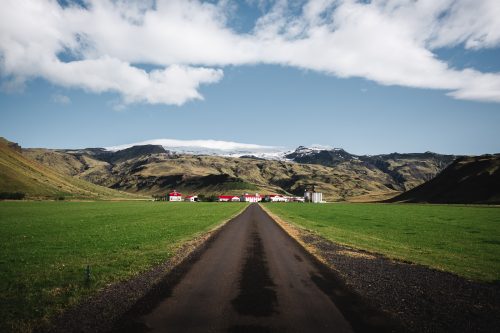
(243, 194), (261, 198)
(219, 195), (239, 199)
(169, 191), (182, 196)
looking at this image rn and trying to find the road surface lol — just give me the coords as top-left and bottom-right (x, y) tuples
(129, 204), (390, 333)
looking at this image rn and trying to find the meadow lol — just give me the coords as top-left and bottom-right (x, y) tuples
(265, 203), (500, 282)
(0, 201), (247, 333)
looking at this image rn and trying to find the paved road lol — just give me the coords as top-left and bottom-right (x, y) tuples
(133, 204), (371, 333)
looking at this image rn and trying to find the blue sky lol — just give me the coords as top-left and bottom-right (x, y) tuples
(1, 0), (499, 155)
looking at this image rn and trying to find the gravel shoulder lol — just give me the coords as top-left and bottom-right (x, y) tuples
(262, 205), (500, 333)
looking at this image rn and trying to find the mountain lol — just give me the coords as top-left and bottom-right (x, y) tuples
(94, 141), (456, 193)
(0, 138), (140, 200)
(285, 147), (456, 191)
(14, 139), (500, 203)
(21, 142), (458, 202)
(59, 144), (173, 164)
(285, 146), (357, 165)
(388, 154), (500, 204)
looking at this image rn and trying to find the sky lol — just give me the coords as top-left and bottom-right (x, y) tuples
(0, 0), (499, 155)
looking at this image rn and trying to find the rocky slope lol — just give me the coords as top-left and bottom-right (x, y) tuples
(388, 154), (500, 204)
(285, 146), (456, 191)
(23, 144), (457, 201)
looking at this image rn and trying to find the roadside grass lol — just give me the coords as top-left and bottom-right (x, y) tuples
(264, 203), (500, 282)
(0, 201), (247, 333)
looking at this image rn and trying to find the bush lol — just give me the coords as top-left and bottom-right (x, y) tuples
(0, 192), (26, 200)
(197, 194), (220, 202)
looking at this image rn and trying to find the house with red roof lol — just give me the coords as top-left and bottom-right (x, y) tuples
(168, 190), (182, 202)
(241, 193), (262, 203)
(268, 194), (287, 202)
(218, 195), (241, 202)
(184, 195), (198, 202)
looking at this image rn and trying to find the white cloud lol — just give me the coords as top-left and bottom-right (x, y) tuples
(428, 0), (500, 50)
(51, 93), (71, 105)
(45, 58), (222, 105)
(0, 0), (223, 105)
(0, 0), (499, 105)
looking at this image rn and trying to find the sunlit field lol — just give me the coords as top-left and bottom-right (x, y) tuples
(265, 203), (500, 282)
(0, 201), (247, 332)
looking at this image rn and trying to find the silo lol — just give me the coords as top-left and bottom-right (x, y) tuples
(311, 192), (323, 203)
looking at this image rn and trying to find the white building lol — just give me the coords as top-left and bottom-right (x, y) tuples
(184, 195), (198, 202)
(305, 191), (323, 203)
(219, 195), (241, 202)
(168, 190), (182, 202)
(311, 192), (323, 203)
(241, 193), (262, 202)
(269, 195), (287, 202)
(288, 196), (305, 202)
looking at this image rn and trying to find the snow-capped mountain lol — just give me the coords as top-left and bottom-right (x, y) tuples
(284, 145), (358, 165)
(104, 139), (360, 162)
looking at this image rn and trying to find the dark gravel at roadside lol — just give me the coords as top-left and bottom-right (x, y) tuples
(283, 223), (500, 333)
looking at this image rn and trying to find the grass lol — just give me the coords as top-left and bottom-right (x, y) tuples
(0, 201), (247, 333)
(264, 203), (500, 282)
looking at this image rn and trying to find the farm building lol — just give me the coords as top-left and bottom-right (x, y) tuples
(241, 193), (262, 202)
(304, 190), (323, 203)
(268, 194), (287, 202)
(287, 196), (305, 202)
(184, 195), (198, 202)
(168, 190), (182, 202)
(218, 195), (241, 202)
(311, 192), (323, 203)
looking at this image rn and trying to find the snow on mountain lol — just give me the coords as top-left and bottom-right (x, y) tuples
(104, 138), (357, 161)
(106, 138), (288, 159)
(286, 145), (350, 157)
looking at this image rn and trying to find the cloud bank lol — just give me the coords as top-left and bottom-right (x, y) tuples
(1, 0), (499, 105)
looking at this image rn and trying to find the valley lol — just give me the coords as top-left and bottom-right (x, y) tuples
(22, 141), (456, 202)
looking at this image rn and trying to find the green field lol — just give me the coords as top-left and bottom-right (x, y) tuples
(0, 201), (247, 333)
(264, 203), (500, 282)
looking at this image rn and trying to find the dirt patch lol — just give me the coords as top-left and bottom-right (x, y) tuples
(337, 250), (376, 260)
(261, 205), (500, 333)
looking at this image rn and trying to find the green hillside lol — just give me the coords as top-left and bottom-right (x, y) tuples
(0, 138), (140, 200)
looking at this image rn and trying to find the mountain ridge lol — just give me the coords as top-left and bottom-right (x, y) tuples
(388, 154), (500, 204)
(21, 142), (460, 201)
